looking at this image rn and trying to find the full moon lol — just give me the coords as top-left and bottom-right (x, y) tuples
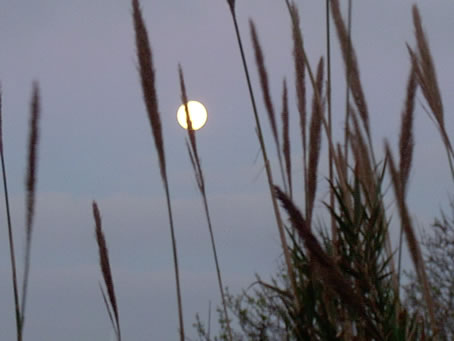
(177, 100), (208, 130)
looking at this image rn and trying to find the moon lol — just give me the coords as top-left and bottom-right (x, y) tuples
(177, 100), (208, 130)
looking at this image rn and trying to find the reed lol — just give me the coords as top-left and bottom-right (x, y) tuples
(132, 1), (185, 339)
(178, 65), (233, 341)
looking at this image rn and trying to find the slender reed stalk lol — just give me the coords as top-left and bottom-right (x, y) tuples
(178, 65), (233, 341)
(20, 83), (41, 332)
(225, 0), (299, 311)
(0, 86), (22, 340)
(325, 0), (337, 246)
(92, 202), (121, 341)
(132, 1), (184, 339)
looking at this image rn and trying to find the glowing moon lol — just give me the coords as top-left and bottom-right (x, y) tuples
(177, 100), (208, 130)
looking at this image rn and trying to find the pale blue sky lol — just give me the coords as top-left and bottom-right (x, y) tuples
(0, 1), (453, 339)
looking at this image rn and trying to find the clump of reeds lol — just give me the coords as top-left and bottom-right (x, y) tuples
(131, 0), (185, 339)
(92, 201), (121, 341)
(197, 2), (448, 340)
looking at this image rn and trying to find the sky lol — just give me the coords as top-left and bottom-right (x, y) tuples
(0, 0), (453, 340)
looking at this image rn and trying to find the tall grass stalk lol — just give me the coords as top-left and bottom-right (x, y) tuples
(20, 83), (41, 333)
(132, 1), (184, 339)
(178, 65), (233, 341)
(0, 86), (22, 340)
(225, 0), (299, 310)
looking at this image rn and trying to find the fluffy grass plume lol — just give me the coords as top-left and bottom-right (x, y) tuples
(249, 19), (287, 193)
(20, 83), (41, 331)
(409, 5), (454, 179)
(306, 57), (324, 226)
(399, 65), (417, 194)
(92, 201), (121, 341)
(330, 0), (370, 140)
(287, 1), (308, 196)
(281, 78), (292, 198)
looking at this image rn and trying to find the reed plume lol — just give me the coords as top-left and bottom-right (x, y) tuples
(409, 5), (454, 180)
(178, 65), (233, 341)
(93, 201), (121, 341)
(287, 1), (307, 198)
(330, 0), (370, 142)
(132, 1), (185, 339)
(397, 64), (417, 292)
(0, 86), (21, 340)
(20, 82), (41, 331)
(306, 57), (324, 226)
(399, 65), (417, 198)
(281, 79), (292, 198)
(249, 20), (287, 194)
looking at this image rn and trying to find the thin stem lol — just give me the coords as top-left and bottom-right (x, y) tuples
(201, 191), (233, 340)
(326, 0), (336, 246)
(0, 88), (22, 340)
(163, 180), (185, 341)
